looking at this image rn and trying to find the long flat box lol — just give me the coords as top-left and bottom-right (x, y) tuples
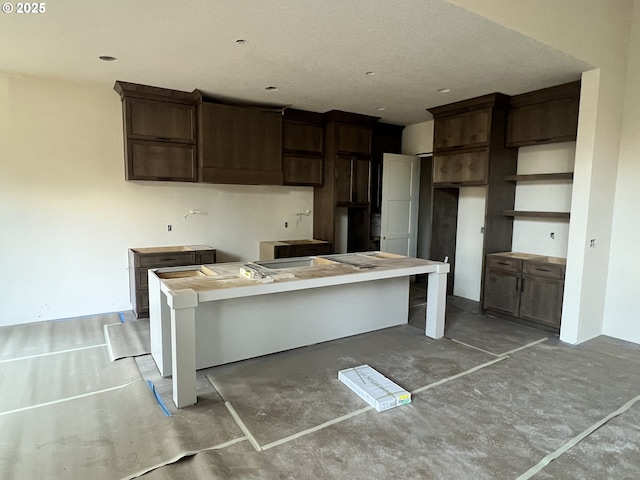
(338, 365), (411, 412)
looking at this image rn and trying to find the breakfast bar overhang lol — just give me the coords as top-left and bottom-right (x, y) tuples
(148, 252), (450, 408)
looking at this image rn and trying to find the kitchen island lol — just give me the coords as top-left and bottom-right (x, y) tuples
(148, 252), (449, 408)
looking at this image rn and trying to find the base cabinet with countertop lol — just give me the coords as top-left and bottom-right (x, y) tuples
(128, 245), (216, 318)
(483, 252), (565, 330)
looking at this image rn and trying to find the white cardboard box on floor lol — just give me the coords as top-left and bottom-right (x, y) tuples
(338, 365), (411, 412)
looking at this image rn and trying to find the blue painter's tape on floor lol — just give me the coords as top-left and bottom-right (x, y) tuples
(147, 380), (172, 416)
(118, 312), (125, 323)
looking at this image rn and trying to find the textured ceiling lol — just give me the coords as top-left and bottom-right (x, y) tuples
(0, 0), (592, 124)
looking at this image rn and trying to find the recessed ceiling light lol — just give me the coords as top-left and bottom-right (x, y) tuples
(265, 86), (278, 91)
(365, 71), (375, 76)
(236, 39), (247, 45)
(437, 88), (451, 93)
(376, 107), (386, 111)
(99, 56), (118, 62)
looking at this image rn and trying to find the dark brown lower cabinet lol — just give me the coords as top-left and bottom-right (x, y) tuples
(483, 268), (521, 317)
(128, 245), (216, 318)
(519, 274), (564, 328)
(483, 253), (565, 330)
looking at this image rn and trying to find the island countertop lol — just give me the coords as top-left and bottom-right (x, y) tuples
(151, 251), (449, 302)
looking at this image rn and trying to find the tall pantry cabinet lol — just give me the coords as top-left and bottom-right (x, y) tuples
(428, 94), (517, 296)
(313, 111), (380, 253)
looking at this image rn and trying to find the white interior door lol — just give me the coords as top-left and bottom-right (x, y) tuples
(380, 153), (421, 257)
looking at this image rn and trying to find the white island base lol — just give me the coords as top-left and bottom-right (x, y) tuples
(148, 253), (449, 408)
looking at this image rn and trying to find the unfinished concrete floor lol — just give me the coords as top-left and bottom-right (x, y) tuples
(1, 283), (640, 479)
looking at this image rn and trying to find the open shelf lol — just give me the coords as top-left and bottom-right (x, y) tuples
(504, 172), (574, 182)
(503, 210), (570, 220)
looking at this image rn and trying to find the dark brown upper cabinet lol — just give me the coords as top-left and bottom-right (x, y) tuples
(506, 81), (580, 148)
(282, 109), (324, 187)
(198, 101), (283, 185)
(428, 93), (512, 187)
(114, 81), (198, 182)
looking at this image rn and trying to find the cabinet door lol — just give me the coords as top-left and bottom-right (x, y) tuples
(483, 269), (521, 317)
(199, 103), (283, 185)
(352, 158), (371, 204)
(433, 109), (492, 151)
(432, 149), (489, 185)
(126, 140), (197, 181)
(335, 123), (371, 155)
(126, 98), (196, 143)
(334, 157), (370, 205)
(283, 154), (323, 186)
(283, 121), (323, 154)
(519, 274), (564, 328)
(335, 156), (353, 204)
(506, 98), (579, 147)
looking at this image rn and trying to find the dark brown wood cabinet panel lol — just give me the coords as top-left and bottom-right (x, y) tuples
(127, 141), (197, 181)
(290, 242), (332, 256)
(483, 268), (521, 317)
(432, 148), (490, 185)
(199, 102), (283, 185)
(485, 254), (523, 273)
(336, 123), (371, 155)
(430, 188), (459, 295)
(125, 98), (196, 143)
(283, 154), (323, 186)
(334, 156), (370, 205)
(259, 240), (331, 260)
(433, 108), (492, 152)
(506, 98), (579, 147)
(353, 158), (371, 204)
(519, 274), (564, 327)
(283, 120), (323, 154)
(506, 81), (580, 147)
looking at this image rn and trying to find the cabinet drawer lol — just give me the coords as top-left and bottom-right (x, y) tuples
(433, 149), (489, 185)
(523, 261), (565, 279)
(138, 252), (195, 267)
(290, 243), (332, 257)
(486, 255), (522, 273)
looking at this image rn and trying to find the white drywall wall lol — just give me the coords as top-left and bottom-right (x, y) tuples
(511, 142), (575, 258)
(603, 1), (640, 345)
(402, 121), (434, 156)
(0, 73), (313, 326)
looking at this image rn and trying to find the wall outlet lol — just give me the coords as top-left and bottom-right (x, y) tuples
(167, 225), (172, 232)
